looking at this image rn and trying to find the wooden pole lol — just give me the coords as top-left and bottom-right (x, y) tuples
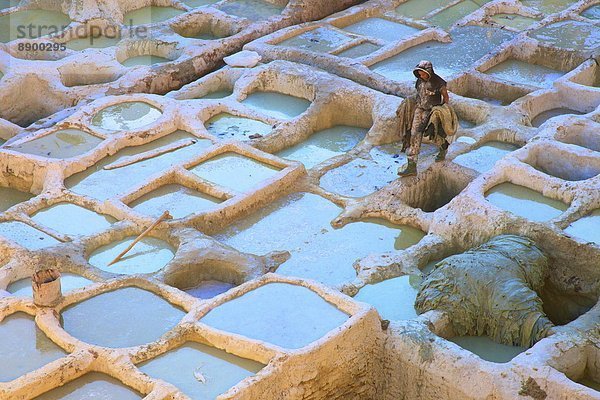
(107, 211), (172, 267)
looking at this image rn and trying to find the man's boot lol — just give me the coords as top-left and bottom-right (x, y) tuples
(398, 160), (417, 177)
(435, 147), (447, 162)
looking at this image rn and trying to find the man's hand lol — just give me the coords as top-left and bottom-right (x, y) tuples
(441, 86), (449, 104)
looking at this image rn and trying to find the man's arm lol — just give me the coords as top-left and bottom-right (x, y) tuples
(441, 86), (449, 104)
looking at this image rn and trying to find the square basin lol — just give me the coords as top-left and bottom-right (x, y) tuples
(395, 0), (453, 19)
(278, 27), (351, 53)
(0, 313), (66, 382)
(91, 101), (162, 131)
(215, 192), (425, 286)
(337, 42), (381, 58)
(277, 125), (367, 169)
(138, 342), (264, 399)
(529, 21), (600, 51)
(241, 92), (311, 119)
(189, 153), (281, 193)
(426, 0), (482, 29)
(491, 14), (539, 30)
(61, 287), (186, 348)
(9, 129), (103, 159)
(89, 237), (175, 274)
(354, 275), (422, 321)
(453, 141), (519, 173)
(8, 273), (92, 297)
(218, 0), (284, 21)
(485, 182), (568, 222)
(564, 210), (600, 246)
(35, 372), (143, 399)
(484, 59), (565, 88)
(0, 186), (33, 212)
(449, 336), (526, 363)
(341, 18), (420, 42)
(0, 221), (60, 250)
(204, 113), (272, 140)
(200, 283), (349, 349)
(370, 26), (514, 81)
(31, 203), (116, 237)
(130, 184), (222, 219)
(65, 131), (212, 201)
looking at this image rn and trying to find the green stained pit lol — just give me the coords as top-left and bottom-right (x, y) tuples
(491, 14), (539, 31)
(35, 372), (143, 400)
(564, 210), (600, 246)
(531, 108), (584, 128)
(138, 342), (264, 398)
(184, 0), (219, 7)
(197, 89), (233, 99)
(61, 287), (185, 348)
(371, 26), (514, 81)
(337, 42), (381, 58)
(216, 193), (425, 286)
(31, 203), (115, 237)
(91, 101), (162, 131)
(520, 0), (574, 15)
(395, 0), (452, 19)
(453, 141), (519, 173)
(320, 142), (435, 198)
(120, 55), (171, 67)
(0, 313), (66, 382)
(529, 21), (600, 51)
(278, 27), (351, 53)
(0, 221), (60, 250)
(484, 59), (565, 88)
(449, 335), (526, 363)
(354, 275), (422, 321)
(189, 153), (280, 193)
(9, 129), (103, 159)
(277, 125), (367, 169)
(89, 236), (175, 274)
(205, 113), (272, 140)
(201, 283), (348, 349)
(582, 5), (600, 20)
(66, 35), (121, 50)
(130, 184), (221, 219)
(0, 10), (71, 42)
(123, 6), (184, 25)
(242, 92), (311, 119)
(426, 0), (482, 29)
(184, 280), (235, 299)
(485, 182), (568, 222)
(0, 186), (33, 212)
(8, 273), (92, 297)
(341, 18), (420, 42)
(218, 0), (284, 21)
(66, 131), (212, 201)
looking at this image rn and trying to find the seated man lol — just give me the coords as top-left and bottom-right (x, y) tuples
(398, 60), (450, 177)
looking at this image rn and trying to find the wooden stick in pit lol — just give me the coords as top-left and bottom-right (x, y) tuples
(107, 211), (172, 267)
